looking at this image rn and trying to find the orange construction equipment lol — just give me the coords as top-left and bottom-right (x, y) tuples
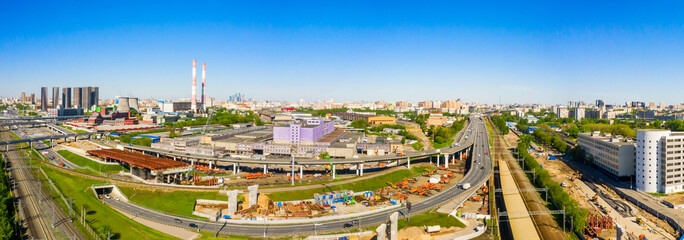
(436, 185), (443, 192)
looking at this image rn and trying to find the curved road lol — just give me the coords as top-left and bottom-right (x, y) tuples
(102, 116), (492, 236)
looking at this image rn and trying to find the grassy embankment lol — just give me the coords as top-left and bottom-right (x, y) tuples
(118, 186), (245, 219)
(268, 166), (433, 201)
(40, 162), (177, 239)
(397, 211), (465, 229)
(57, 149), (127, 174)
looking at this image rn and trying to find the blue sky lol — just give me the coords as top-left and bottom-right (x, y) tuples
(1, 1), (683, 105)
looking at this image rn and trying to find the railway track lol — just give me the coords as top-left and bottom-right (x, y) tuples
(488, 118), (567, 240)
(2, 129), (84, 240)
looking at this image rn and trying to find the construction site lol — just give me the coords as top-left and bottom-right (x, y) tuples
(191, 163), (466, 221)
(502, 129), (677, 240)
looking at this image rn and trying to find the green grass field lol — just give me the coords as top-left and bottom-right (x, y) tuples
(57, 149), (127, 173)
(397, 211), (465, 229)
(41, 166), (177, 240)
(432, 138), (454, 149)
(118, 186), (245, 219)
(268, 166), (434, 201)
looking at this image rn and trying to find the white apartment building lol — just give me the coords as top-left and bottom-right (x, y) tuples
(577, 132), (635, 179)
(556, 107), (569, 118)
(636, 129), (684, 193)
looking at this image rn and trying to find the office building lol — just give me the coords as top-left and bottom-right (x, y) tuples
(73, 87), (82, 108)
(636, 129), (684, 193)
(577, 132), (635, 179)
(62, 87), (72, 108)
(52, 87), (59, 108)
(40, 87), (48, 111)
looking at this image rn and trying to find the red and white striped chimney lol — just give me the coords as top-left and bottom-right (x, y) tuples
(191, 59), (197, 112)
(202, 62), (206, 110)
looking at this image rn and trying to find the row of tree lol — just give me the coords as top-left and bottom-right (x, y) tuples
(532, 128), (568, 152)
(0, 155), (15, 239)
(490, 115), (509, 135)
(515, 141), (588, 232)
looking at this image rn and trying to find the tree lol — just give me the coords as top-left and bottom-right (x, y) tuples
(349, 120), (370, 129)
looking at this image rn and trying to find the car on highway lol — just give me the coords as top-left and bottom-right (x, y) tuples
(104, 194), (111, 199)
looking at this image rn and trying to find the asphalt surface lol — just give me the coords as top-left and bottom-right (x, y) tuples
(102, 116), (493, 236)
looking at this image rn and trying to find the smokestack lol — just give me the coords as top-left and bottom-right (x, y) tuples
(192, 59), (197, 112)
(202, 62), (206, 110)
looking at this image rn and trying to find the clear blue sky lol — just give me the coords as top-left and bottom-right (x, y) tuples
(1, 1), (683, 105)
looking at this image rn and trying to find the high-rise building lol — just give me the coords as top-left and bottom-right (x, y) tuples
(396, 101), (409, 108)
(20, 92), (26, 102)
(62, 87), (72, 108)
(636, 129), (684, 193)
(73, 87), (82, 108)
(40, 87), (48, 111)
(90, 86), (99, 109)
(596, 99), (605, 108)
(30, 93), (35, 104)
(52, 87), (59, 108)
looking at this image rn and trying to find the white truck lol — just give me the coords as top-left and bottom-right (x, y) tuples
(461, 183), (471, 190)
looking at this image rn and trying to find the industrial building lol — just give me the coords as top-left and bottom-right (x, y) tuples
(332, 112), (397, 125)
(87, 149), (193, 183)
(577, 132), (635, 179)
(273, 119), (334, 145)
(117, 97), (140, 111)
(636, 129), (684, 193)
(160, 101), (192, 112)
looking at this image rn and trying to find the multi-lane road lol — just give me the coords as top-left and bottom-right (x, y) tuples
(102, 116), (492, 236)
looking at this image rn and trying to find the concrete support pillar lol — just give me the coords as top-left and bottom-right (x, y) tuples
(191, 159), (195, 166)
(360, 163), (364, 176)
(263, 164), (268, 174)
(237, 163), (240, 173)
(459, 151), (463, 161)
(436, 154), (439, 166)
(209, 160), (213, 169)
(142, 150), (145, 155)
(248, 185), (259, 207)
(332, 164), (336, 179)
(5, 145), (8, 152)
(233, 163), (237, 175)
(299, 165), (303, 178)
(227, 190), (239, 215)
(29, 142), (32, 148)
(376, 223), (387, 240)
(445, 154), (449, 168)
(50, 139), (53, 149)
(407, 157), (410, 169)
(430, 155), (432, 164)
(356, 164), (360, 176)
(173, 156), (176, 161)
(156, 153), (159, 157)
(389, 212), (398, 240)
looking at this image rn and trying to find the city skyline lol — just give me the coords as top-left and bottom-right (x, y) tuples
(2, 1), (684, 104)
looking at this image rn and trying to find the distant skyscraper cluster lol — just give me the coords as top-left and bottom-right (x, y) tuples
(39, 86), (99, 111)
(228, 93), (248, 102)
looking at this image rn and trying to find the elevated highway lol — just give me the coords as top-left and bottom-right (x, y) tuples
(101, 116), (493, 236)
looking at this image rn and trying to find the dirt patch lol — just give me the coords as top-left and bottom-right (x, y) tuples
(663, 193), (684, 205)
(398, 226), (433, 240)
